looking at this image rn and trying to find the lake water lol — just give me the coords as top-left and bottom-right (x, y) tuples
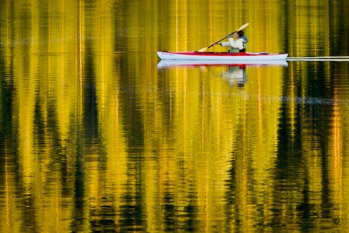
(1, 0), (349, 232)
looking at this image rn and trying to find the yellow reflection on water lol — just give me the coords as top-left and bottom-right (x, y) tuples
(1, 0), (349, 232)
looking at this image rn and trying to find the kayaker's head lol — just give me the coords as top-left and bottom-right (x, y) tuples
(237, 30), (244, 38)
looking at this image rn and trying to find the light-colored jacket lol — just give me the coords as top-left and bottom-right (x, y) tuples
(221, 38), (244, 50)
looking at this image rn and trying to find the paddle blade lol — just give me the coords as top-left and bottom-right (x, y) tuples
(237, 22), (249, 32)
(198, 47), (207, 52)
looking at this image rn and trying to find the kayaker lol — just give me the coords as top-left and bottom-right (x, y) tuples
(220, 30), (248, 53)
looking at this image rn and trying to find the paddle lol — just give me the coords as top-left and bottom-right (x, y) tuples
(197, 23), (249, 52)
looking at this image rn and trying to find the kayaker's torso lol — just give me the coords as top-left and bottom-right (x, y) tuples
(221, 33), (248, 53)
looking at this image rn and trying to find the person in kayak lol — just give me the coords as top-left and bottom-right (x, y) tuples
(219, 30), (248, 53)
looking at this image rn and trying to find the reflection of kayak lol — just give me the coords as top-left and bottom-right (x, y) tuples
(157, 59), (288, 69)
(157, 51), (288, 61)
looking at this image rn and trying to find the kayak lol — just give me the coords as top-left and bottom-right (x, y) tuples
(157, 59), (288, 69)
(157, 51), (288, 61)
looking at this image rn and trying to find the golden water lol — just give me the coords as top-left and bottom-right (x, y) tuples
(1, 0), (349, 232)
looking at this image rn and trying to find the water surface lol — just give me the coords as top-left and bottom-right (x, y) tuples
(1, 0), (349, 232)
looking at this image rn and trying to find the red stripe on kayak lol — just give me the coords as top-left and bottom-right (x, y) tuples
(168, 64), (248, 68)
(168, 52), (282, 56)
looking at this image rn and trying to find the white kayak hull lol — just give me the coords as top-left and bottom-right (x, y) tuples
(157, 59), (288, 69)
(157, 51), (288, 61)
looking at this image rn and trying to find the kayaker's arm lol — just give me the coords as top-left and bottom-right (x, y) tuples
(220, 38), (244, 50)
(220, 41), (231, 47)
